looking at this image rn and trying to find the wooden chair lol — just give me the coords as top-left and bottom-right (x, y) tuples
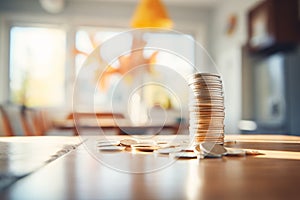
(0, 105), (14, 136)
(0, 104), (51, 136)
(22, 107), (53, 136)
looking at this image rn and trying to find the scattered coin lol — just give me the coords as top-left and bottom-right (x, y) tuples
(131, 144), (159, 152)
(172, 152), (198, 159)
(225, 148), (246, 156)
(160, 143), (181, 148)
(156, 147), (182, 154)
(245, 150), (265, 156)
(204, 153), (223, 158)
(156, 141), (168, 145)
(97, 140), (120, 147)
(200, 142), (227, 155)
(120, 139), (138, 147)
(98, 146), (125, 152)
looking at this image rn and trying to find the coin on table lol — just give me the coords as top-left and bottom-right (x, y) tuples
(98, 146), (125, 152)
(172, 152), (198, 159)
(156, 147), (182, 154)
(245, 150), (265, 156)
(97, 140), (120, 147)
(131, 144), (159, 152)
(225, 148), (246, 156)
(120, 138), (138, 147)
(156, 141), (168, 145)
(200, 142), (227, 155)
(158, 143), (181, 149)
(194, 145), (204, 153)
(195, 143), (224, 158)
(204, 153), (223, 158)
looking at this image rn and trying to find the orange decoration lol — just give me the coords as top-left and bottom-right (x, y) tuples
(131, 0), (173, 28)
(99, 36), (159, 90)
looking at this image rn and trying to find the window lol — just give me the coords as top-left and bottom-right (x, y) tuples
(75, 27), (121, 75)
(9, 26), (66, 107)
(9, 25), (194, 113)
(74, 27), (195, 115)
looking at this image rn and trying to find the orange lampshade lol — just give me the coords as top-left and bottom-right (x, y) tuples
(131, 0), (173, 28)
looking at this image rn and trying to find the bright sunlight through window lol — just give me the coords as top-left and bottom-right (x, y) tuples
(9, 26), (66, 107)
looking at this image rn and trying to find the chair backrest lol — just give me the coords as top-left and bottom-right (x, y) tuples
(24, 108), (51, 136)
(0, 104), (52, 136)
(0, 105), (14, 136)
(1, 105), (25, 136)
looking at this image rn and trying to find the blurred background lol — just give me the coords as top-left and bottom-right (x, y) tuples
(0, 0), (299, 136)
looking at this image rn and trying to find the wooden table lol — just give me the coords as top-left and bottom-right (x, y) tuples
(1, 134), (300, 200)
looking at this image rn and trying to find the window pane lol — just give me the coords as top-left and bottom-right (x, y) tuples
(9, 26), (66, 107)
(75, 27), (120, 74)
(75, 28), (195, 115)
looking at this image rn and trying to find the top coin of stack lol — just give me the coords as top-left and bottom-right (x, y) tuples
(188, 73), (225, 145)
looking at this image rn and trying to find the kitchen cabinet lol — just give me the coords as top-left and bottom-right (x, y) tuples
(247, 0), (299, 54)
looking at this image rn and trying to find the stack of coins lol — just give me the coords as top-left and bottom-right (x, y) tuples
(188, 73), (225, 145)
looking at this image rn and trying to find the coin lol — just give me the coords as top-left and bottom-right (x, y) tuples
(190, 118), (224, 122)
(97, 140), (120, 147)
(188, 72), (221, 78)
(191, 101), (224, 106)
(190, 85), (223, 90)
(190, 124), (224, 129)
(194, 136), (224, 140)
(192, 131), (224, 135)
(131, 144), (159, 152)
(172, 152), (198, 159)
(190, 100), (224, 105)
(189, 77), (222, 82)
(190, 111), (224, 115)
(225, 148), (246, 156)
(200, 142), (227, 155)
(98, 146), (125, 152)
(156, 147), (182, 154)
(189, 106), (225, 110)
(194, 138), (225, 142)
(204, 153), (223, 158)
(192, 93), (224, 98)
(245, 150), (265, 156)
(191, 129), (224, 134)
(191, 86), (223, 90)
(120, 138), (138, 147)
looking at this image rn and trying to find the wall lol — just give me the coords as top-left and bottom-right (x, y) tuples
(210, 0), (262, 134)
(0, 15), (10, 104)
